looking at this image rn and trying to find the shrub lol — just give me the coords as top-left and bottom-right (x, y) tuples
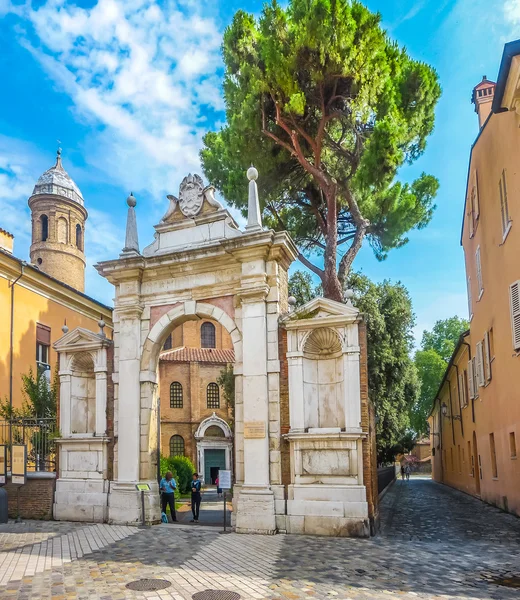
(160, 455), (196, 494)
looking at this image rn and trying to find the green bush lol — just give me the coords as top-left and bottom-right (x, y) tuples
(160, 455), (196, 494)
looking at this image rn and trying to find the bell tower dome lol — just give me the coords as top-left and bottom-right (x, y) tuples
(29, 149), (88, 292)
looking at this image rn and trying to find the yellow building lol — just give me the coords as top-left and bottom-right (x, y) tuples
(430, 39), (520, 516)
(0, 152), (112, 414)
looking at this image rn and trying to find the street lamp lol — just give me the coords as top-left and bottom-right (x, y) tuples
(441, 401), (461, 421)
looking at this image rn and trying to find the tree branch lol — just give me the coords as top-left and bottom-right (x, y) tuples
(298, 253), (324, 279)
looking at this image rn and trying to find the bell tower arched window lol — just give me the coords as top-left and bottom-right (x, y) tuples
(76, 224), (83, 251)
(201, 322), (216, 348)
(40, 215), (48, 242)
(169, 435), (185, 457)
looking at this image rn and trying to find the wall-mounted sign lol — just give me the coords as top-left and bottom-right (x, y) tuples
(218, 470), (232, 490)
(11, 445), (27, 485)
(135, 483), (151, 492)
(244, 421), (266, 439)
(0, 445), (6, 484)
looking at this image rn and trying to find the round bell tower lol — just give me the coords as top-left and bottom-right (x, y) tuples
(29, 149), (88, 292)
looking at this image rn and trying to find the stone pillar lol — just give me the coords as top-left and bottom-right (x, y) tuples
(235, 285), (276, 534)
(94, 369), (107, 437)
(59, 371), (72, 437)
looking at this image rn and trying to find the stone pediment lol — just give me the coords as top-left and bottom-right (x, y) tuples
(53, 327), (111, 352)
(281, 297), (360, 329)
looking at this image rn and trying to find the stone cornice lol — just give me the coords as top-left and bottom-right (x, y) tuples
(236, 283), (270, 304)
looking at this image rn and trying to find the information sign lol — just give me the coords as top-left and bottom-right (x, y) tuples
(11, 445), (26, 486)
(218, 470), (232, 490)
(244, 421), (266, 439)
(136, 483), (151, 492)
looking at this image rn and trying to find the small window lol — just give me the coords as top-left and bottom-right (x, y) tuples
(169, 435), (185, 457)
(40, 215), (48, 242)
(510, 432), (517, 459)
(36, 323), (51, 371)
(476, 246), (483, 298)
(163, 334), (172, 351)
(207, 383), (220, 409)
(489, 433), (498, 478)
(170, 382), (183, 408)
(76, 224), (83, 250)
(201, 322), (216, 349)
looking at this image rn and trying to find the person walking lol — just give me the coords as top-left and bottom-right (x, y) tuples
(405, 464), (411, 481)
(190, 472), (202, 523)
(216, 474), (222, 498)
(160, 471), (177, 522)
(401, 464), (406, 480)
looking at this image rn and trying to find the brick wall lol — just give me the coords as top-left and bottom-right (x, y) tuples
(278, 326), (291, 491)
(3, 474), (56, 519)
(359, 321), (379, 533)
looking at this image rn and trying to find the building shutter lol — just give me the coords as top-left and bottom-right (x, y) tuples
(36, 323), (51, 345)
(468, 360), (475, 399)
(484, 330), (492, 382)
(458, 373), (466, 409)
(467, 277), (473, 318)
(474, 177), (480, 219)
(510, 281), (520, 350)
(472, 356), (479, 397)
(476, 342), (485, 387)
(476, 247), (483, 296)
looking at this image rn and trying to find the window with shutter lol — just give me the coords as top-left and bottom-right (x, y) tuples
(484, 330), (492, 382)
(468, 360), (475, 399)
(476, 247), (483, 298)
(467, 277), (473, 319)
(510, 281), (520, 350)
(499, 170), (510, 235)
(458, 373), (465, 409)
(476, 341), (485, 387)
(472, 356), (479, 397)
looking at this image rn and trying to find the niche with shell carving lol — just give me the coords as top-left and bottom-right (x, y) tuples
(70, 352), (96, 434)
(302, 327), (345, 430)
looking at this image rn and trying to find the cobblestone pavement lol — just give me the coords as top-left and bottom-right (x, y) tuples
(1, 479), (520, 599)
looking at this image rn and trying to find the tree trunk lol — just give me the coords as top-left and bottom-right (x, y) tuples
(322, 187), (344, 303)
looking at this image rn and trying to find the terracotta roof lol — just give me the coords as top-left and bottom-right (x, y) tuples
(160, 347), (235, 364)
(0, 228), (13, 238)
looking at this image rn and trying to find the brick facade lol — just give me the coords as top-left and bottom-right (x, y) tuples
(4, 474), (56, 519)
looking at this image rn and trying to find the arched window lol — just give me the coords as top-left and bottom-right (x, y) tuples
(163, 334), (172, 351)
(205, 425), (225, 438)
(170, 382), (183, 408)
(57, 217), (68, 244)
(75, 224), (83, 250)
(207, 383), (220, 409)
(169, 435), (185, 457)
(201, 322), (216, 348)
(40, 215), (48, 242)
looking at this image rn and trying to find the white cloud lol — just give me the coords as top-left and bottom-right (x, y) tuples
(504, 0), (520, 23)
(9, 0), (224, 198)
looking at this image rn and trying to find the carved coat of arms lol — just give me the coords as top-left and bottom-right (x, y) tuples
(162, 173), (222, 222)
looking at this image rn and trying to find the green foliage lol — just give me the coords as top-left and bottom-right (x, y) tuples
(0, 368), (58, 420)
(217, 365), (235, 426)
(202, 0), (441, 299)
(288, 271), (320, 307)
(347, 272), (419, 463)
(164, 455), (197, 494)
(411, 316), (469, 436)
(421, 316), (469, 363)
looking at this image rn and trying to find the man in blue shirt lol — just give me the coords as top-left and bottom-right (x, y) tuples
(160, 471), (177, 522)
(190, 472), (202, 523)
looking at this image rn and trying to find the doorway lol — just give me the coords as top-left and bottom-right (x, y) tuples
(204, 449), (226, 484)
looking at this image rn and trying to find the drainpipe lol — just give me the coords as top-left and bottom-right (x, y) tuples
(447, 378), (456, 446)
(9, 262), (25, 412)
(8, 261), (25, 462)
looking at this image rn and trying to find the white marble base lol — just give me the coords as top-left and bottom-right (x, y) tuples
(235, 486), (277, 534)
(108, 481), (161, 525)
(54, 478), (109, 522)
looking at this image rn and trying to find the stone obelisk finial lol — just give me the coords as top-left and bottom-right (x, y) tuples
(120, 192), (140, 257)
(245, 165), (262, 232)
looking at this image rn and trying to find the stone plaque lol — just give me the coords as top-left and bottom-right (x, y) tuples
(244, 421), (266, 439)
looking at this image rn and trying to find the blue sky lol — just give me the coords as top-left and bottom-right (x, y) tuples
(0, 0), (519, 344)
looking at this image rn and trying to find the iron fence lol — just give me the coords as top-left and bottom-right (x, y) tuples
(0, 418), (58, 472)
